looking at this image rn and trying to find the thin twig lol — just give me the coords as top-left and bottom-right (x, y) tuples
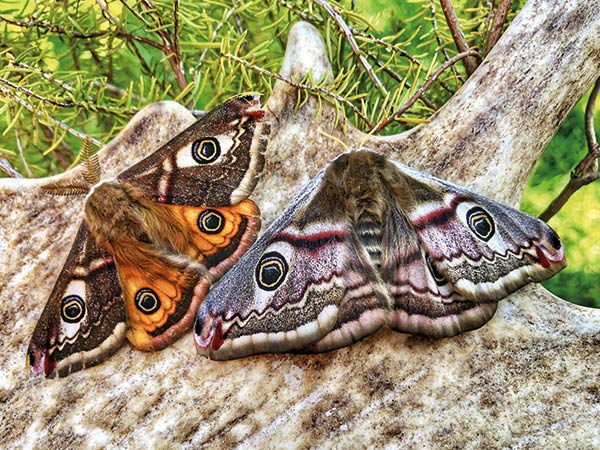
(0, 158), (24, 178)
(173, 0), (180, 54)
(7, 54), (74, 92)
(315, 0), (387, 95)
(0, 85), (102, 146)
(439, 0), (479, 76)
(276, 0), (316, 22)
(349, 27), (421, 67)
(0, 77), (75, 108)
(13, 119), (32, 177)
(351, 27), (455, 95)
(371, 50), (480, 132)
(118, 0), (151, 26)
(480, 0), (495, 56)
(0, 76), (138, 115)
(92, 81), (146, 103)
(96, 0), (120, 23)
(485, 0), (511, 54)
(538, 170), (600, 222)
(7, 52), (142, 112)
(0, 13), (162, 50)
(39, 124), (73, 169)
(138, 0), (188, 92)
(363, 48), (437, 111)
(223, 53), (374, 128)
(429, 0), (461, 83)
(102, 0), (182, 93)
(277, 0), (422, 68)
(276, 0), (454, 96)
(583, 77), (600, 162)
(539, 77), (600, 222)
(195, 0), (242, 77)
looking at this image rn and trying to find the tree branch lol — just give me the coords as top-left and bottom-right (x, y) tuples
(0, 85), (102, 147)
(439, 0), (479, 75)
(371, 50), (480, 132)
(486, 0), (512, 54)
(539, 77), (600, 222)
(429, 0), (461, 84)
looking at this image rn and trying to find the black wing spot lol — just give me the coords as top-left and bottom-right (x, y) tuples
(191, 138), (220, 164)
(197, 210), (224, 234)
(426, 255), (447, 286)
(466, 207), (495, 241)
(134, 288), (161, 315)
(255, 252), (288, 291)
(61, 295), (86, 323)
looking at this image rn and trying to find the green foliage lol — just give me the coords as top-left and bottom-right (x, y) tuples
(521, 98), (600, 308)
(0, 0), (506, 175)
(0, 1), (597, 307)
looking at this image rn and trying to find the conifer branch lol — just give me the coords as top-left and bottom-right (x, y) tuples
(0, 85), (102, 147)
(429, 0), (462, 84)
(371, 50), (480, 132)
(13, 118), (32, 178)
(194, 0), (243, 79)
(0, 158), (24, 178)
(223, 53), (373, 128)
(0, 13), (163, 50)
(0, 1), (520, 175)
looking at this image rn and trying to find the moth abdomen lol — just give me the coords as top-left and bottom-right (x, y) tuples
(355, 215), (384, 269)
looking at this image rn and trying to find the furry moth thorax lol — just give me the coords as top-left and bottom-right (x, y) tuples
(194, 150), (566, 360)
(28, 94), (268, 377)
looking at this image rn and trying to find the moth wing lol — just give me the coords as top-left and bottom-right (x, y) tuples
(380, 205), (498, 337)
(27, 223), (127, 378)
(112, 241), (206, 351)
(381, 160), (565, 336)
(194, 171), (388, 359)
(119, 94), (269, 207)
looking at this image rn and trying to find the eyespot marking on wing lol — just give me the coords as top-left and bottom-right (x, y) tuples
(255, 251), (289, 291)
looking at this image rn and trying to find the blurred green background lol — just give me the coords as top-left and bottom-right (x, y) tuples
(522, 99), (600, 308)
(0, 0), (597, 307)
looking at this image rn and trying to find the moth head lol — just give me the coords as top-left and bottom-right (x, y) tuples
(328, 150), (386, 194)
(199, 93), (265, 131)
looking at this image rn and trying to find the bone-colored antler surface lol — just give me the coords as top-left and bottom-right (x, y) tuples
(1, 0), (599, 446)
